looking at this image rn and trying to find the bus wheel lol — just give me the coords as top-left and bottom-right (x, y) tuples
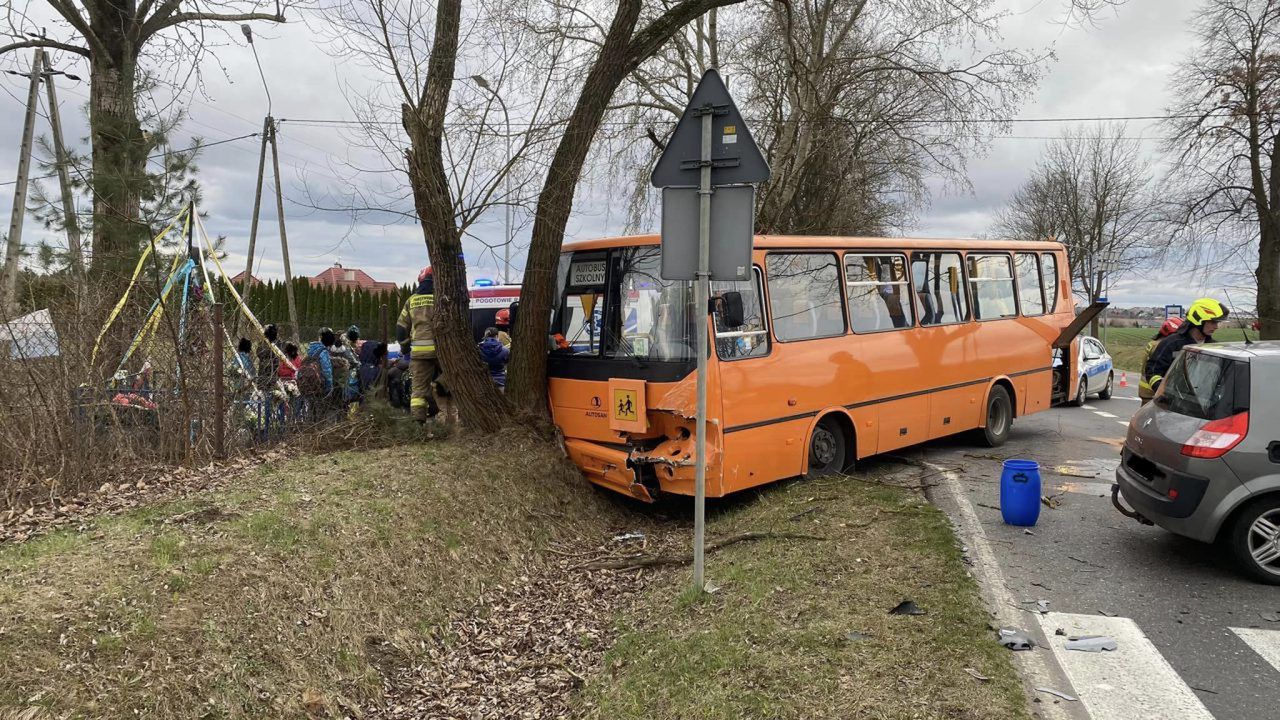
(980, 386), (1012, 448)
(807, 417), (847, 477)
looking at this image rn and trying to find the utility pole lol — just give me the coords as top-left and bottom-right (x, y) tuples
(39, 50), (84, 281)
(268, 119), (300, 340)
(1, 49), (44, 314)
(237, 115), (272, 333)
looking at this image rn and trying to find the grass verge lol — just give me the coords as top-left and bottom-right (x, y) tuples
(576, 466), (1029, 720)
(0, 431), (627, 719)
(1101, 326), (1248, 372)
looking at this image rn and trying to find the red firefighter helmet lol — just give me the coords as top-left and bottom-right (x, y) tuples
(418, 266), (433, 283)
(1159, 317), (1184, 336)
(495, 308), (511, 327)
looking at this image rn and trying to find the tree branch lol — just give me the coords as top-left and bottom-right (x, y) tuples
(142, 11), (286, 39)
(0, 38), (89, 58)
(625, 0), (750, 70)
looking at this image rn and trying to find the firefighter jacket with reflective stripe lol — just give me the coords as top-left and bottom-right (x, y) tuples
(397, 293), (437, 358)
(1138, 338), (1159, 399)
(1144, 326), (1209, 391)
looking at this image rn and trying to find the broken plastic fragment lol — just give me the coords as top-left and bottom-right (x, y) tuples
(612, 532), (646, 543)
(1037, 599), (1050, 614)
(1036, 687), (1078, 701)
(964, 667), (991, 682)
(997, 627), (1036, 651)
(888, 600), (925, 616)
(1065, 635), (1117, 652)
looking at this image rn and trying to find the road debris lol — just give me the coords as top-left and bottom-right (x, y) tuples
(1023, 528), (1036, 535)
(1037, 600), (1050, 614)
(1260, 611), (1280, 623)
(1035, 687), (1078, 702)
(1040, 494), (1063, 509)
(1065, 635), (1118, 652)
(888, 600), (926, 616)
(612, 532), (646, 543)
(964, 667), (991, 682)
(997, 627), (1036, 650)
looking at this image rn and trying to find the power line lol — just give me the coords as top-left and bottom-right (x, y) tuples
(0, 133), (259, 187)
(276, 111), (1233, 128)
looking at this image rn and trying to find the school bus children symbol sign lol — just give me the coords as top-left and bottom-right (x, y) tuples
(613, 388), (638, 422)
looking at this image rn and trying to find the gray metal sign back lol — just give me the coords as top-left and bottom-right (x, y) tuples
(650, 69), (769, 188)
(659, 186), (754, 281)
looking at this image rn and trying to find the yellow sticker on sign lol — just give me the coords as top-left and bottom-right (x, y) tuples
(613, 388), (639, 422)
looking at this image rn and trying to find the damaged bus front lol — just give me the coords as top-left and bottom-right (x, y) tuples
(547, 240), (730, 502)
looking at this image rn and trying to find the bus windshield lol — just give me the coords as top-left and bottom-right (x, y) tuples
(554, 247), (696, 362)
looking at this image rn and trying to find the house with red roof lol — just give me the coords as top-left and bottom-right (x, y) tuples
(309, 263), (398, 292)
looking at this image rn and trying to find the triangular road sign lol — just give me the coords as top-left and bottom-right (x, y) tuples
(650, 69), (770, 188)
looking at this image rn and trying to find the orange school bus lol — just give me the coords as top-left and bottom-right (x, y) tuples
(548, 234), (1084, 502)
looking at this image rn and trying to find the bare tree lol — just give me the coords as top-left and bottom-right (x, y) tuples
(1163, 0), (1280, 338)
(495, 0), (752, 417)
(996, 124), (1156, 332)
(0, 0), (299, 289)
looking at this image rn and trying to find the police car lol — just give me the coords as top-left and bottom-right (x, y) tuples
(1067, 335), (1115, 405)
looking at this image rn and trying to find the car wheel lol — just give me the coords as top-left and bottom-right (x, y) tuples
(807, 416), (847, 477)
(979, 385), (1012, 447)
(1073, 377), (1088, 407)
(1099, 372), (1114, 400)
(1228, 499), (1280, 585)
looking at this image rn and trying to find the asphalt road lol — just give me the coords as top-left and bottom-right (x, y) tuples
(913, 381), (1280, 720)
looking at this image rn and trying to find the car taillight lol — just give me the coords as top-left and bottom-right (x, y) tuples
(1181, 411), (1249, 459)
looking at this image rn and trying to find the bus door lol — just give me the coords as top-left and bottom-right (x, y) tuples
(1053, 298), (1110, 402)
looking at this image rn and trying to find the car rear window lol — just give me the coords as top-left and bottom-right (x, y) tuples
(1161, 350), (1250, 420)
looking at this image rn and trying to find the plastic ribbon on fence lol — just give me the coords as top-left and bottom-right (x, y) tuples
(195, 213), (297, 371)
(88, 208), (191, 372)
(115, 258), (193, 377)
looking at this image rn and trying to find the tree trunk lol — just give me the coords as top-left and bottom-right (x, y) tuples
(506, 0), (644, 415)
(404, 0), (509, 433)
(87, 27), (148, 293)
(1258, 218), (1280, 340)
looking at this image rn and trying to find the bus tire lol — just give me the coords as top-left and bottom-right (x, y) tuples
(807, 416), (847, 477)
(980, 385), (1012, 448)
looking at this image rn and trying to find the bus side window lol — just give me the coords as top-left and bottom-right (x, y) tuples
(712, 270), (770, 360)
(845, 253), (914, 332)
(968, 254), (1017, 320)
(1015, 252), (1044, 316)
(911, 252), (969, 325)
(1040, 253), (1059, 313)
(765, 253), (845, 341)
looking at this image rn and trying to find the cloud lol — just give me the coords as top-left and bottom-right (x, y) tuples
(0, 0), (1247, 308)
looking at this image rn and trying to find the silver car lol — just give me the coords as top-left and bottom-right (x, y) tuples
(1113, 341), (1280, 583)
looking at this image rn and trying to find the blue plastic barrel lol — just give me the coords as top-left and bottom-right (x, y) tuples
(1000, 459), (1041, 527)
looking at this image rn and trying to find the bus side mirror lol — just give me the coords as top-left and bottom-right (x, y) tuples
(719, 292), (745, 329)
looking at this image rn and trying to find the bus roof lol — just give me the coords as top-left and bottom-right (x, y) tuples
(562, 234), (1064, 253)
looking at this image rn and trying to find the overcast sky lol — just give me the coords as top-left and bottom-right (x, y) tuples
(0, 0), (1247, 308)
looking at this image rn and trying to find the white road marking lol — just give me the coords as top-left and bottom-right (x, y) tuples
(1231, 627), (1280, 674)
(1094, 411), (1119, 418)
(1038, 613), (1214, 720)
(1114, 396), (1141, 402)
(925, 463), (1079, 720)
(1082, 404), (1097, 410)
(1117, 421), (1131, 427)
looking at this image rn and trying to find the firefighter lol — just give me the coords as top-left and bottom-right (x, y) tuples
(494, 308), (512, 349)
(1144, 297), (1228, 395)
(1138, 316), (1183, 405)
(396, 266), (447, 423)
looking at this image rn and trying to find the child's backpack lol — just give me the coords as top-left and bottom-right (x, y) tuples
(296, 355), (326, 397)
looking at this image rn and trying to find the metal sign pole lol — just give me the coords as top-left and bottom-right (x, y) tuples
(693, 106), (712, 591)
